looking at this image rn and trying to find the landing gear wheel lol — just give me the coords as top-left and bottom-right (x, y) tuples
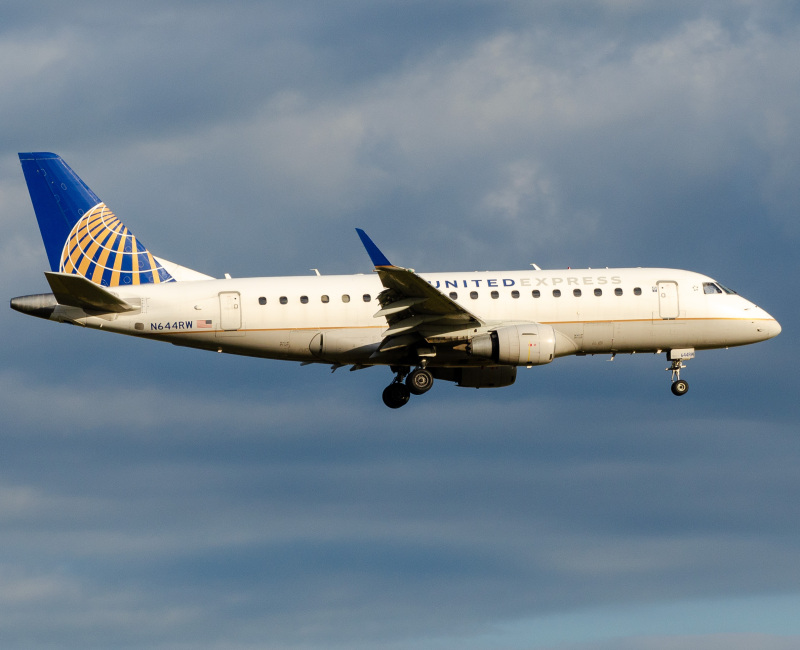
(382, 383), (411, 408)
(406, 368), (434, 395)
(671, 379), (689, 396)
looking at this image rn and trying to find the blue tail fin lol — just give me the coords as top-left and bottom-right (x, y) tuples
(19, 152), (174, 287)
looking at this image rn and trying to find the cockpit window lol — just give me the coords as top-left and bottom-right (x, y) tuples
(719, 284), (738, 295)
(703, 282), (723, 294)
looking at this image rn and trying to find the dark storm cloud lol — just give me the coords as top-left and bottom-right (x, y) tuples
(5, 1), (798, 275)
(1, 366), (799, 648)
(2, 1), (799, 648)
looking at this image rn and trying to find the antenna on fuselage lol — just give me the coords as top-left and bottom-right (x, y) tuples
(530, 263), (542, 271)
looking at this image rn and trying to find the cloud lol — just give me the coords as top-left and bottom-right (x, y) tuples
(1, 1), (799, 648)
(1, 356), (798, 643)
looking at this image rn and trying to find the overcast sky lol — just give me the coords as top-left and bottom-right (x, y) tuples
(1, 1), (799, 648)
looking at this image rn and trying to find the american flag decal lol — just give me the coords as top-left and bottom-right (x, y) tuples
(197, 320), (212, 328)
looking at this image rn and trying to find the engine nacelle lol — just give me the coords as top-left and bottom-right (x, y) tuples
(468, 324), (556, 366)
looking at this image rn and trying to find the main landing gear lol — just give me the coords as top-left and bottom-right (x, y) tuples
(382, 382), (410, 409)
(666, 349), (693, 396)
(382, 364), (435, 408)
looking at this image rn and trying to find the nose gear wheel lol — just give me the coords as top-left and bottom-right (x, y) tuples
(667, 358), (689, 396)
(671, 379), (689, 395)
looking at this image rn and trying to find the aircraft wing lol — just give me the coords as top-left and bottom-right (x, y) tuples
(356, 229), (484, 341)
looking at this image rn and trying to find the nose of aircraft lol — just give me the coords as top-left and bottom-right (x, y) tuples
(755, 310), (781, 340)
(765, 317), (781, 339)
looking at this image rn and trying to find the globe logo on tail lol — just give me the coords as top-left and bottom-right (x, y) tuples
(60, 203), (174, 286)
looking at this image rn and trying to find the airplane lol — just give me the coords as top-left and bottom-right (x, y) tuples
(10, 152), (781, 408)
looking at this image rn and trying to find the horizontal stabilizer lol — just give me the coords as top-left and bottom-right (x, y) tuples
(45, 272), (137, 313)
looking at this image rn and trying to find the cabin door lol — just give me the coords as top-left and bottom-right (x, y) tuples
(218, 292), (242, 333)
(657, 281), (679, 320)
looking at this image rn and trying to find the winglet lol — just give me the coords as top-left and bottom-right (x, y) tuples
(356, 228), (393, 267)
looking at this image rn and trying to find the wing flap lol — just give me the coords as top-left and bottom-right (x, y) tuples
(382, 314), (451, 337)
(45, 272), (138, 313)
(356, 229), (484, 350)
(375, 333), (422, 353)
(376, 266), (483, 326)
(373, 296), (426, 318)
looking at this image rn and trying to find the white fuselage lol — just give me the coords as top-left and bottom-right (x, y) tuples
(47, 267), (780, 366)
(15, 153), (781, 403)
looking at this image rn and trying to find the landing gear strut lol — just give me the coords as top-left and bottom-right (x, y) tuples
(382, 366), (410, 409)
(666, 352), (691, 396)
(382, 363), (435, 408)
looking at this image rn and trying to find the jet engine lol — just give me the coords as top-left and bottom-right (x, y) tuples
(467, 324), (556, 366)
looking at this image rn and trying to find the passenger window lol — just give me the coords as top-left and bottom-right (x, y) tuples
(258, 296), (267, 305)
(300, 296), (309, 304)
(594, 288), (602, 296)
(363, 294), (371, 302)
(553, 289), (561, 297)
(342, 294), (350, 303)
(532, 290), (541, 298)
(449, 292), (458, 300)
(491, 291), (499, 299)
(470, 291), (478, 299)
(614, 288), (623, 296)
(279, 296), (288, 305)
(511, 290), (520, 299)
(633, 287), (642, 296)
(321, 295), (329, 303)
(573, 289), (582, 297)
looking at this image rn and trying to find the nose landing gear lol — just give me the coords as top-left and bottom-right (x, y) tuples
(670, 374), (689, 396)
(666, 348), (694, 396)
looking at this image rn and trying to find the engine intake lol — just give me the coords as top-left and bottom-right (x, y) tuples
(468, 324), (556, 366)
